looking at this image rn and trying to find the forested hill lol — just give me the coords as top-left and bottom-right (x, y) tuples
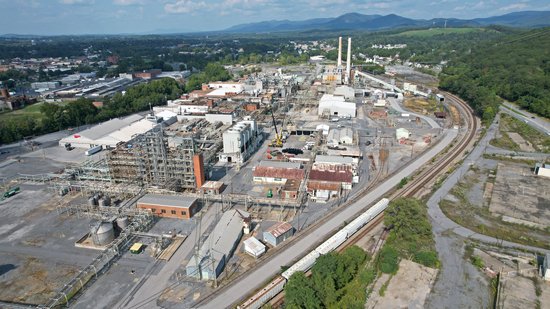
(440, 27), (550, 121)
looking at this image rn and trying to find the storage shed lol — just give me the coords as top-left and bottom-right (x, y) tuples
(243, 237), (266, 258)
(263, 222), (294, 247)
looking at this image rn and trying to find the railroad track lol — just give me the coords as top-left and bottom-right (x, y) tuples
(247, 93), (478, 309)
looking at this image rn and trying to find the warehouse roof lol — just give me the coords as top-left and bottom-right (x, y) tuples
(186, 209), (248, 270)
(257, 161), (302, 169)
(253, 166), (305, 180)
(309, 169), (353, 183)
(243, 237), (266, 254)
(138, 194), (197, 209)
(315, 155), (354, 165)
(265, 222), (293, 238)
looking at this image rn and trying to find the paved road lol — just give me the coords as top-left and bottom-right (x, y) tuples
(117, 204), (218, 309)
(200, 128), (458, 309)
(387, 97), (441, 129)
(500, 103), (550, 135)
(427, 114), (550, 255)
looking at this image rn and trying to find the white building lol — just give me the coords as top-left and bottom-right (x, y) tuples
(58, 115), (161, 149)
(206, 82), (244, 96)
(219, 118), (262, 163)
(334, 86), (355, 100)
(243, 237), (266, 258)
(318, 94), (356, 118)
(327, 127), (354, 145)
(396, 128), (411, 140)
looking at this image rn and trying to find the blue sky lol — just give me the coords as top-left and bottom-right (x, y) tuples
(1, 0), (549, 35)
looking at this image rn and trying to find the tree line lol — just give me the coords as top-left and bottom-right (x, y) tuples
(0, 78), (182, 144)
(440, 27), (550, 120)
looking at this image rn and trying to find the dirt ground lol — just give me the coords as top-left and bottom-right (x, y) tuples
(489, 162), (550, 227)
(366, 259), (438, 309)
(403, 97), (441, 115)
(507, 132), (536, 152)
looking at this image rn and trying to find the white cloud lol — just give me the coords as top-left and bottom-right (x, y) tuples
(499, 3), (528, 11)
(114, 0), (144, 5)
(164, 0), (207, 13)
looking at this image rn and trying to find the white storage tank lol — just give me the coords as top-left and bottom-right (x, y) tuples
(116, 216), (130, 230)
(90, 221), (115, 246)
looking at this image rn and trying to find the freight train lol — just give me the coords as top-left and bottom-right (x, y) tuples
(238, 198), (390, 309)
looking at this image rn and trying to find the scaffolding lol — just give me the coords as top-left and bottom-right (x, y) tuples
(107, 129), (199, 191)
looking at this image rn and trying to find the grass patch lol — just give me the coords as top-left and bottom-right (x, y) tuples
(482, 153), (541, 166)
(490, 132), (520, 151)
(498, 113), (550, 153)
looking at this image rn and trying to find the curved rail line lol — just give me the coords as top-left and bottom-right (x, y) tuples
(237, 93), (478, 309)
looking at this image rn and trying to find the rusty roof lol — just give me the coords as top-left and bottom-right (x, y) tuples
(265, 222), (293, 238)
(307, 181), (341, 191)
(309, 169), (353, 183)
(253, 166), (304, 180)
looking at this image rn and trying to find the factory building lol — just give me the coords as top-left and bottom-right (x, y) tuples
(243, 237), (266, 258)
(318, 94), (356, 118)
(219, 118), (263, 163)
(263, 222), (294, 247)
(253, 161), (304, 184)
(327, 127), (354, 146)
(186, 209), (250, 280)
(137, 194), (199, 220)
(200, 181), (225, 195)
(334, 86), (355, 100)
(31, 81), (60, 90)
(314, 155), (356, 174)
(308, 169), (353, 201)
(107, 130), (206, 191)
(59, 114), (163, 149)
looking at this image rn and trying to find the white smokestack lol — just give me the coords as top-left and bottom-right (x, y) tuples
(337, 37), (342, 67)
(346, 37), (352, 84)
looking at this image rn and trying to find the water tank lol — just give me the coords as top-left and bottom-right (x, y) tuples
(88, 196), (98, 206)
(90, 222), (115, 246)
(116, 216), (129, 230)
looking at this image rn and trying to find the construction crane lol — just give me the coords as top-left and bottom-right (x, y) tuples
(268, 108), (283, 148)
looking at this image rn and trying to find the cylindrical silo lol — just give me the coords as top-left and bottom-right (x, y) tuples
(116, 216), (129, 230)
(91, 222), (115, 246)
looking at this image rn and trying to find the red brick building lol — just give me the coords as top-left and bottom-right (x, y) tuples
(137, 194), (199, 219)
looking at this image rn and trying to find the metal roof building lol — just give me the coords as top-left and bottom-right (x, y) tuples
(263, 222), (294, 247)
(58, 114), (160, 149)
(186, 209), (249, 280)
(243, 237), (266, 258)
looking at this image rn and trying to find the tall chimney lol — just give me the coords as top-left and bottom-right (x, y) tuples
(337, 36), (342, 67)
(346, 37), (352, 84)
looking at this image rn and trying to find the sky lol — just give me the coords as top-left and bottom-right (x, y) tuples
(1, 0), (549, 35)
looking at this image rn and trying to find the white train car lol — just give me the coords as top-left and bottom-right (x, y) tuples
(316, 230), (348, 255)
(282, 250), (320, 280)
(344, 198), (389, 235)
(241, 198), (391, 309)
(238, 276), (286, 309)
(85, 145), (102, 156)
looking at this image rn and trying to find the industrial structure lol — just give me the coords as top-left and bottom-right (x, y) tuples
(107, 129), (207, 191)
(263, 222), (294, 247)
(186, 209), (250, 280)
(136, 194), (199, 219)
(219, 118), (263, 163)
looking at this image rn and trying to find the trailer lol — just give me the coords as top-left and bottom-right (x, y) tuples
(85, 145), (102, 156)
(2, 187), (20, 199)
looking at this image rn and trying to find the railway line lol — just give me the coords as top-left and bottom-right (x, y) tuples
(235, 92), (478, 309)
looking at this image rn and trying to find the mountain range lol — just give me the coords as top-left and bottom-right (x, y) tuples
(225, 11), (550, 33)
